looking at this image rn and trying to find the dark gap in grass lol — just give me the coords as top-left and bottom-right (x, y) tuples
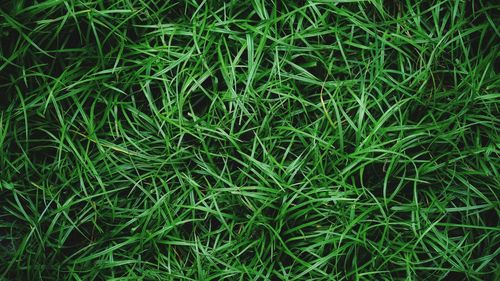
(60, 222), (92, 257)
(214, 148), (244, 173)
(185, 90), (211, 118)
(279, 217), (313, 245)
(392, 204), (413, 223)
(0, 28), (20, 110)
(30, 29), (94, 78)
(0, 204), (19, 265)
(2, 267), (20, 281)
(443, 270), (467, 281)
(203, 68), (226, 93)
(348, 162), (386, 195)
(494, 56), (500, 74)
(125, 21), (143, 43)
(44, 19), (126, 69)
(0, 235), (15, 263)
(127, 83), (162, 117)
(465, 3), (499, 58)
(379, 263), (408, 280)
(381, 0), (401, 17)
(469, 123), (495, 148)
(229, 3), (262, 24)
(230, 114), (254, 145)
(236, 126), (254, 144)
(43, 18), (91, 51)
(270, 274), (283, 281)
(100, 33), (121, 61)
(432, 69), (456, 90)
(287, 0), (308, 10)
(58, 25), (88, 50)
(278, 250), (295, 266)
(230, 201), (252, 226)
(364, 224), (383, 247)
(206, 215), (222, 232)
(446, 225), (465, 238)
(179, 131), (201, 149)
(0, 23), (19, 58)
(0, 1), (17, 12)
(470, 232), (497, 269)
(381, 177), (411, 200)
(318, 31), (336, 46)
(480, 208), (499, 227)
(338, 245), (374, 280)
(446, 210), (464, 224)
(34, 56), (75, 86)
(343, 141), (357, 154)
(262, 204), (279, 222)
(405, 143), (433, 162)
(3, 136), (23, 175)
(159, 2), (196, 23)
(293, 54), (330, 80)
(0, 83), (12, 109)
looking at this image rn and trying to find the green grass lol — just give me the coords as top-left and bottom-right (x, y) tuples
(0, 0), (499, 280)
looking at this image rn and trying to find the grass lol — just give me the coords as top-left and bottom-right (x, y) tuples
(0, 0), (499, 280)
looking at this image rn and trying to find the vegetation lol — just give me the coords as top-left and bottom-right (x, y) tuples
(1, 0), (499, 280)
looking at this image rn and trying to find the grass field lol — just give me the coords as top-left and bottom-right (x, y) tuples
(1, 0), (499, 280)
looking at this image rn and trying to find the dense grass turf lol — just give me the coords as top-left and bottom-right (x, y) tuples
(1, 0), (499, 280)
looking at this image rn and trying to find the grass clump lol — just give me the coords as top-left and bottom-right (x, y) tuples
(1, 0), (499, 280)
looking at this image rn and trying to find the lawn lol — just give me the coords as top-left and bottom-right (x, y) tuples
(0, 0), (499, 280)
